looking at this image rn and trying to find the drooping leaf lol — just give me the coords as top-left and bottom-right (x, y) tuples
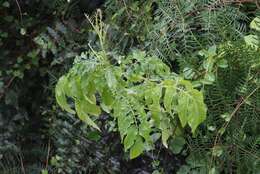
(169, 136), (186, 154)
(81, 75), (96, 104)
(130, 136), (144, 159)
(160, 118), (172, 148)
(78, 98), (101, 117)
(123, 125), (138, 151)
(75, 101), (100, 131)
(55, 76), (75, 114)
(55, 49), (208, 159)
(162, 129), (171, 148)
(101, 87), (114, 107)
(187, 90), (207, 133)
(139, 120), (152, 144)
(176, 92), (189, 128)
(105, 68), (117, 89)
(177, 88), (206, 133)
(146, 85), (162, 126)
(163, 82), (176, 112)
(67, 76), (83, 99)
(117, 107), (134, 139)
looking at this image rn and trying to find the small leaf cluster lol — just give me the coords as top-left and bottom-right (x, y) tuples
(244, 16), (260, 49)
(182, 45), (228, 85)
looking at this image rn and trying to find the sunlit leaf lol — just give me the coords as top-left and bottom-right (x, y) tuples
(55, 76), (75, 114)
(75, 101), (100, 131)
(124, 125), (138, 150)
(163, 81), (176, 112)
(130, 136), (144, 159)
(244, 34), (259, 49)
(105, 68), (117, 89)
(177, 89), (206, 133)
(250, 17), (260, 31)
(188, 90), (207, 133)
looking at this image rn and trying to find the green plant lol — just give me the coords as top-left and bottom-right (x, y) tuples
(148, 0), (248, 63)
(1, 0), (259, 173)
(104, 0), (154, 52)
(177, 17), (260, 174)
(55, 14), (207, 159)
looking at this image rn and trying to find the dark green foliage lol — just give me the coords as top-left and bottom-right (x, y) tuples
(177, 37), (260, 173)
(1, 0), (260, 173)
(104, 0), (154, 52)
(200, 42), (259, 173)
(148, 0), (249, 62)
(0, 0), (102, 172)
(49, 112), (122, 173)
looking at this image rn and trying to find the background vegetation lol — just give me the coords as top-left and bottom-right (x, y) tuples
(0, 0), (259, 173)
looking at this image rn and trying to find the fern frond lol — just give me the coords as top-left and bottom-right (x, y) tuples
(149, 0), (248, 61)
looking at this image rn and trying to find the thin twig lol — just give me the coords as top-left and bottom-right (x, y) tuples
(122, 0), (131, 18)
(19, 153), (26, 174)
(15, 0), (23, 23)
(45, 139), (51, 169)
(0, 77), (16, 101)
(255, 0), (260, 9)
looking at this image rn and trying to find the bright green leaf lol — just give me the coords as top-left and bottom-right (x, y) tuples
(162, 129), (171, 148)
(118, 115), (134, 139)
(217, 59), (228, 68)
(164, 84), (176, 112)
(188, 90), (207, 133)
(41, 169), (48, 174)
(75, 101), (100, 131)
(160, 118), (172, 148)
(55, 76), (75, 114)
(101, 87), (114, 107)
(250, 17), (260, 31)
(124, 125), (138, 150)
(177, 89), (206, 134)
(208, 45), (217, 57)
(78, 98), (101, 117)
(105, 68), (117, 89)
(205, 73), (215, 82)
(244, 34), (259, 49)
(130, 136), (144, 159)
(176, 93), (189, 127)
(139, 120), (152, 143)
